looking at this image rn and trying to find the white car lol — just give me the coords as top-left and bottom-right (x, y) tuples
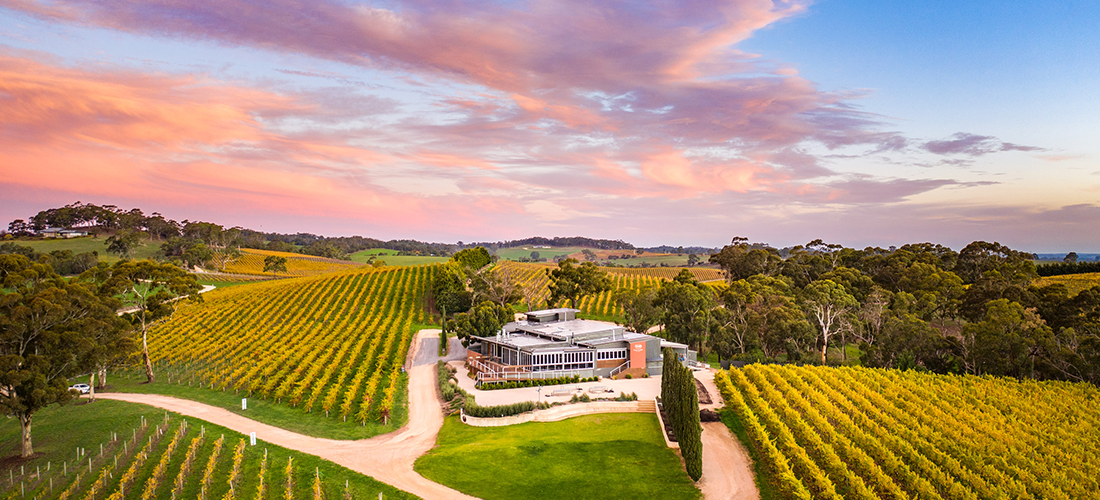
(70, 383), (90, 394)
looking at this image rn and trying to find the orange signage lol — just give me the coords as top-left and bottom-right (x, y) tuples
(629, 340), (646, 370)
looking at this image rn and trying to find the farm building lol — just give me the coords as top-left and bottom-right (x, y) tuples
(38, 227), (89, 238)
(467, 308), (696, 383)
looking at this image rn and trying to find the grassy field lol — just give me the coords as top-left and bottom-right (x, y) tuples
(0, 399), (414, 500)
(8, 236), (162, 263)
(349, 249), (449, 266)
(716, 364), (1100, 499)
(493, 246), (587, 261)
(416, 413), (700, 500)
(1033, 272), (1100, 296)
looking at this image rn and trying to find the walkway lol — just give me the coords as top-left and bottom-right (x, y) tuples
(694, 369), (760, 500)
(100, 329), (474, 500)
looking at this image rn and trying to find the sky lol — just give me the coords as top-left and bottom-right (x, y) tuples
(1, 0), (1098, 251)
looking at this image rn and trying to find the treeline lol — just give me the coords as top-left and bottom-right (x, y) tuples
(608, 238), (1100, 386)
(0, 242), (99, 275)
(469, 236), (634, 250)
(1037, 261), (1100, 277)
(5, 202), (456, 261)
(642, 245), (720, 255)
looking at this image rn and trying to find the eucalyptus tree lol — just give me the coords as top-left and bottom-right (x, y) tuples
(546, 258), (611, 309)
(99, 260), (201, 383)
(0, 254), (123, 456)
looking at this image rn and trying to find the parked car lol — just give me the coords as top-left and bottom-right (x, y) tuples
(70, 383), (90, 394)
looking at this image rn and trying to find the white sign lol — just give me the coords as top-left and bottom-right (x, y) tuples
(250, 432), (257, 446)
(242, 398), (247, 410)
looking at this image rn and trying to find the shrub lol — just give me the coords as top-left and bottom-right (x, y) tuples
(625, 374), (632, 379)
(579, 393), (591, 402)
(464, 401), (536, 418)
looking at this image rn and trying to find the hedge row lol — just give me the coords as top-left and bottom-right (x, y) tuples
(479, 375), (598, 390)
(463, 401), (554, 418)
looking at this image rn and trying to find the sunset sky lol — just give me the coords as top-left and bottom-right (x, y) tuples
(1, 0), (1097, 251)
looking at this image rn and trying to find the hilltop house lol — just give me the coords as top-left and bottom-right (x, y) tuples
(466, 308), (696, 383)
(38, 227), (89, 238)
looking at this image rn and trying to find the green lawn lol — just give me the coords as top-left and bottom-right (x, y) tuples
(96, 369), (409, 441)
(349, 249), (449, 266)
(415, 414), (701, 500)
(11, 236), (162, 263)
(0, 399), (415, 500)
(494, 246), (587, 261)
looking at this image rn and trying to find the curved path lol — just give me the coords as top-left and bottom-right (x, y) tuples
(694, 369), (760, 500)
(100, 329), (474, 500)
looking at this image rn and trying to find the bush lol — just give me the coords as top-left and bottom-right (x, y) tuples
(615, 392), (638, 401)
(624, 374), (632, 379)
(465, 401), (536, 418)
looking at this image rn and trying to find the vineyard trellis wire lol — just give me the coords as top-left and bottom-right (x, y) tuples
(715, 364), (1100, 500)
(144, 265), (433, 424)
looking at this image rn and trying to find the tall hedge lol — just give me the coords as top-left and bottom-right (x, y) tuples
(662, 347), (702, 481)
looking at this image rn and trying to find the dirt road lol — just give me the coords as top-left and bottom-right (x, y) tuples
(693, 369), (760, 500)
(100, 329), (474, 500)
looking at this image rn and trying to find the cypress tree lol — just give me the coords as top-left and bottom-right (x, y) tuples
(679, 361), (702, 480)
(661, 347), (703, 481)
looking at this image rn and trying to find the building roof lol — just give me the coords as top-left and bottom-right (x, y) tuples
(474, 308), (659, 353)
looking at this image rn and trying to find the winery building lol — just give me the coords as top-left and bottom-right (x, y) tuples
(466, 308), (696, 383)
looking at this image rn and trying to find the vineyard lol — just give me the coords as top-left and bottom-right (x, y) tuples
(145, 265), (433, 426)
(221, 249), (363, 277)
(1033, 272), (1100, 296)
(715, 364), (1100, 500)
(497, 261), (722, 319)
(0, 408), (411, 500)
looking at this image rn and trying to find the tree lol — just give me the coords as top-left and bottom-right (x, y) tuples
(105, 229), (146, 259)
(654, 270), (716, 360)
(709, 237), (778, 282)
(183, 222), (242, 271)
(263, 255), (288, 277)
(530, 251), (540, 261)
(432, 262), (473, 317)
(452, 301), (513, 347)
(182, 243), (214, 269)
(955, 241), (1036, 284)
(1064, 252), (1079, 263)
(452, 247), (492, 272)
(661, 348), (701, 481)
(0, 254), (121, 456)
(470, 264), (522, 307)
(581, 249), (597, 262)
(101, 260), (201, 383)
(961, 299), (1051, 377)
(613, 284), (660, 333)
(7, 219), (33, 236)
(546, 258), (611, 309)
(800, 279), (858, 365)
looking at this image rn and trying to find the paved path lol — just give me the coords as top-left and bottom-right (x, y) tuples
(101, 329), (474, 500)
(694, 369), (760, 500)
